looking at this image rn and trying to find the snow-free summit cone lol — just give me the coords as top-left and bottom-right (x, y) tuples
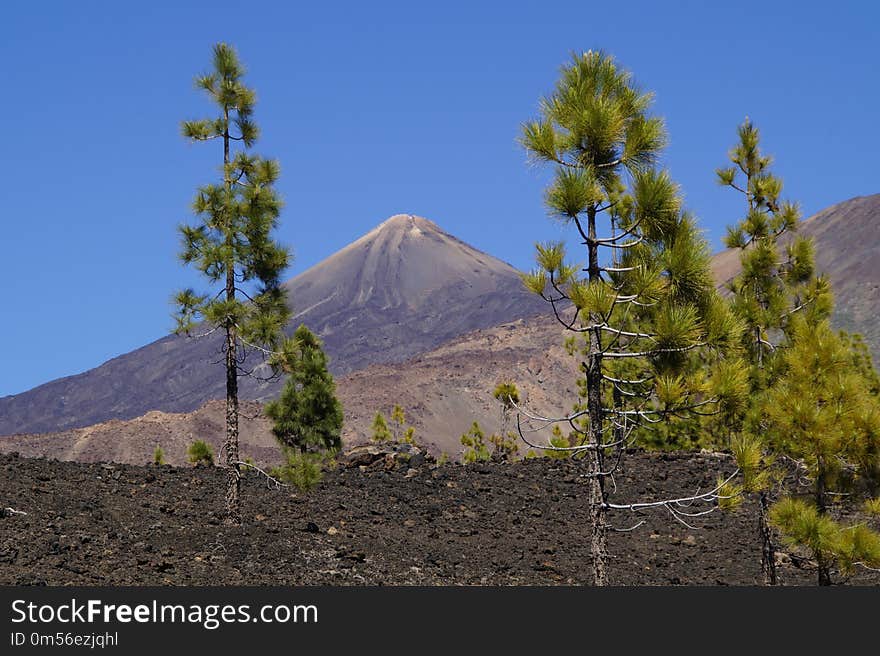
(0, 214), (546, 436)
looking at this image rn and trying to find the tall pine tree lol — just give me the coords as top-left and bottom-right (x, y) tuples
(718, 119), (880, 585)
(175, 44), (291, 525)
(716, 118), (831, 583)
(520, 51), (744, 585)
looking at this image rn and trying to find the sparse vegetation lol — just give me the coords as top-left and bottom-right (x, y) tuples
(390, 405), (416, 444)
(153, 445), (166, 466)
(270, 448), (328, 492)
(371, 406), (416, 444)
(187, 440), (214, 466)
(460, 422), (491, 463)
(371, 412), (392, 442)
(490, 382), (521, 461)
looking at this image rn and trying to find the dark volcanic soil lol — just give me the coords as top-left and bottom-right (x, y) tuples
(1, 452), (876, 586)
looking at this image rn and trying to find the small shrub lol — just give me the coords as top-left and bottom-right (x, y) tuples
(187, 440), (214, 466)
(865, 498), (880, 516)
(461, 422), (491, 463)
(488, 431), (519, 461)
(153, 445), (166, 466)
(437, 452), (449, 466)
(270, 448), (326, 492)
(371, 412), (392, 442)
(544, 425), (573, 460)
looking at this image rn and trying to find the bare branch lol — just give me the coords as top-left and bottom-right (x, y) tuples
(236, 461), (288, 489)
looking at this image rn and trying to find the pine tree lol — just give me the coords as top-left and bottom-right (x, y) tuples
(390, 405), (416, 444)
(460, 422), (491, 463)
(371, 412), (392, 443)
(174, 44), (291, 525)
(493, 382), (520, 437)
(765, 318), (880, 584)
(716, 118), (832, 583)
(265, 324), (343, 454)
(491, 382), (521, 461)
(520, 51), (744, 585)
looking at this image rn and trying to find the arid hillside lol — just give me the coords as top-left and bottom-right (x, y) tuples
(0, 315), (575, 465)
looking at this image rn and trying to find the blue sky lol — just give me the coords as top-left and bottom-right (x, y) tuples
(1, 1), (877, 397)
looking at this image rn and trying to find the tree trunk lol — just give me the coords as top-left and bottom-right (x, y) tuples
(816, 460), (831, 586)
(222, 106), (242, 526)
(224, 321), (241, 525)
(585, 205), (608, 587)
(758, 491), (778, 585)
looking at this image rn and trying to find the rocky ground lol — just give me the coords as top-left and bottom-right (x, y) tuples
(1, 450), (877, 586)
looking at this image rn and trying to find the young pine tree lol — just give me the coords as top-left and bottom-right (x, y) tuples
(174, 44), (291, 525)
(765, 319), (880, 585)
(490, 382), (521, 461)
(265, 324), (343, 454)
(390, 405), (416, 444)
(460, 422), (491, 464)
(371, 412), (392, 443)
(520, 51), (744, 585)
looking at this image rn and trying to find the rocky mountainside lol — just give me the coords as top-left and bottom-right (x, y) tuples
(0, 315), (574, 464)
(0, 215), (546, 436)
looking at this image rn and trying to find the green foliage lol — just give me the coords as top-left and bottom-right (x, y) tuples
(265, 325), (343, 453)
(764, 319), (880, 486)
(730, 433), (774, 493)
(492, 382), (520, 408)
(769, 497), (880, 575)
(187, 440), (214, 466)
(718, 118), (830, 375)
(769, 497), (842, 560)
(370, 407), (416, 444)
(521, 51), (743, 463)
(153, 445), (166, 466)
(390, 405), (417, 445)
(371, 412), (392, 443)
(460, 422), (491, 463)
(761, 319), (880, 582)
(840, 331), (880, 397)
(174, 43), (291, 347)
(544, 425), (574, 460)
(436, 452), (449, 467)
(270, 448), (327, 492)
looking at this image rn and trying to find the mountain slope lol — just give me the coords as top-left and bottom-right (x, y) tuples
(0, 215), (545, 436)
(0, 315), (574, 464)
